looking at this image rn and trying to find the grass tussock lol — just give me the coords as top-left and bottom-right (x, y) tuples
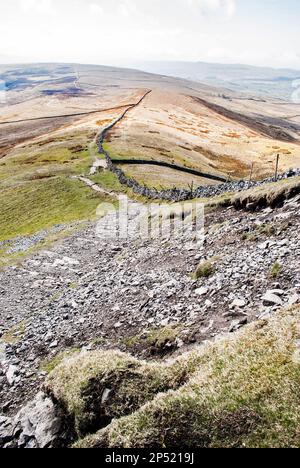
(192, 259), (216, 279)
(269, 262), (282, 279)
(122, 326), (182, 355)
(48, 305), (300, 448)
(45, 350), (193, 437)
(0, 321), (26, 345)
(232, 177), (300, 210)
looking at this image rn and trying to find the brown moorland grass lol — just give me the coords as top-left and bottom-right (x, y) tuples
(45, 305), (300, 448)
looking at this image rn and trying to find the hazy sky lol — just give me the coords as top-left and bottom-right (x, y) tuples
(1, 0), (300, 69)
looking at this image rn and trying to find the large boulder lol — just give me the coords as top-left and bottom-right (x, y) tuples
(0, 392), (68, 449)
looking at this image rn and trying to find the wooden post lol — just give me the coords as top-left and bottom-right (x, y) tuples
(190, 181), (194, 196)
(275, 154), (280, 181)
(249, 162), (254, 182)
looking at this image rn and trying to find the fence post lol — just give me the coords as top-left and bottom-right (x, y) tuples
(275, 154), (280, 181)
(249, 162), (254, 182)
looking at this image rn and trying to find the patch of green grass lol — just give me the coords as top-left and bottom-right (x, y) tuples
(145, 326), (182, 349)
(121, 335), (141, 349)
(91, 170), (127, 193)
(45, 348), (191, 437)
(49, 292), (63, 302)
(270, 262), (282, 279)
(1, 321), (26, 344)
(258, 223), (276, 237)
(242, 223), (277, 242)
(242, 232), (259, 242)
(40, 348), (81, 374)
(0, 176), (111, 242)
(121, 326), (182, 353)
(91, 337), (107, 347)
(192, 259), (216, 279)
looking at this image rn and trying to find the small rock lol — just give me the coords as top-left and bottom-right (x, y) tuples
(0, 343), (6, 364)
(101, 388), (112, 404)
(288, 293), (300, 306)
(258, 241), (270, 250)
(229, 318), (248, 333)
(195, 287), (209, 296)
(224, 311), (248, 319)
(6, 365), (19, 386)
(230, 297), (247, 309)
(44, 332), (53, 342)
(15, 392), (64, 448)
(268, 289), (285, 296)
(262, 291), (283, 307)
(0, 416), (14, 446)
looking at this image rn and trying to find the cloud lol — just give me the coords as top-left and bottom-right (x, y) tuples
(187, 0), (236, 18)
(226, 0), (236, 18)
(19, 0), (55, 14)
(87, 0), (236, 21)
(2, 0), (299, 69)
(89, 3), (104, 15)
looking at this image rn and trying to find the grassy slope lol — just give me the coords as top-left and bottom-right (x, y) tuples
(0, 177), (103, 241)
(0, 130), (116, 265)
(45, 306), (300, 448)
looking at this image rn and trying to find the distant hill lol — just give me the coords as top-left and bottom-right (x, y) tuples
(132, 61), (300, 101)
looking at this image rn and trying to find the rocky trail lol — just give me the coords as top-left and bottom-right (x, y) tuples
(1, 188), (300, 448)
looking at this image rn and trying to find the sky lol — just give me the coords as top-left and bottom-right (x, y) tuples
(0, 0), (300, 69)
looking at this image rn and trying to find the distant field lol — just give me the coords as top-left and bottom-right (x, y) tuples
(105, 88), (300, 181)
(118, 163), (221, 189)
(134, 60), (300, 101)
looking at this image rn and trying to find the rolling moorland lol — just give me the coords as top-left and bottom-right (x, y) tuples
(134, 60), (300, 101)
(1, 63), (300, 448)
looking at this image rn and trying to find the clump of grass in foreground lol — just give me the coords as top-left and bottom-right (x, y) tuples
(65, 305), (300, 448)
(45, 350), (191, 436)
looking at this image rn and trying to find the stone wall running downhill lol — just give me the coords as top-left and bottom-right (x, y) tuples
(102, 141), (300, 202)
(96, 91), (300, 202)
